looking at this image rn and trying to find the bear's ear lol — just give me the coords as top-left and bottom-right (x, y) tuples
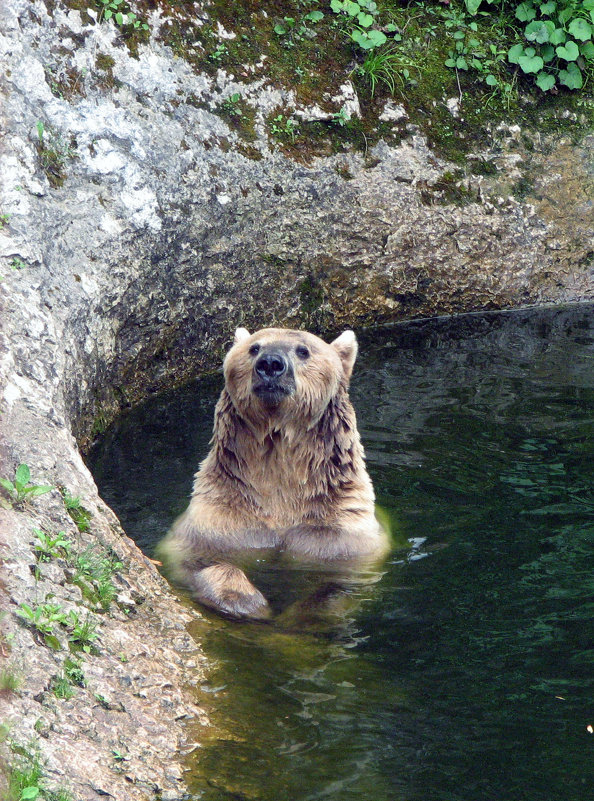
(233, 327), (251, 344)
(331, 330), (358, 381)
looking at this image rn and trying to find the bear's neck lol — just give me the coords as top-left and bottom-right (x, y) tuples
(205, 387), (365, 509)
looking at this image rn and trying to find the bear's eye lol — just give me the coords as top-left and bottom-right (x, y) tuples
(296, 345), (310, 360)
(249, 344), (260, 357)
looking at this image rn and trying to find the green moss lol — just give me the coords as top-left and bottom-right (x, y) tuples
(213, 95), (257, 142)
(90, 412), (108, 437)
(298, 274), (324, 327)
(420, 170), (480, 206)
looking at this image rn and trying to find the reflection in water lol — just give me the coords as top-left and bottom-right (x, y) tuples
(89, 304), (594, 801)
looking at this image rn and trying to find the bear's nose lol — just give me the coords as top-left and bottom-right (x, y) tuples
(255, 352), (287, 379)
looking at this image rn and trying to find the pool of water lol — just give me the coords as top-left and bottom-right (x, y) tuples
(88, 304), (594, 801)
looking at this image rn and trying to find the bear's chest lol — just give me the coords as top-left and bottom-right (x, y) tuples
(243, 439), (328, 521)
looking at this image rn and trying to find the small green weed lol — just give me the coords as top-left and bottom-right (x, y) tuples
(0, 465), (53, 508)
(96, 0), (148, 30)
(209, 43), (229, 62)
(4, 743), (44, 801)
(269, 113), (300, 143)
(35, 121), (75, 189)
(0, 213), (10, 229)
(4, 742), (73, 801)
(73, 546), (123, 609)
(33, 529), (72, 562)
(63, 656), (86, 687)
(10, 258), (27, 271)
(356, 45), (413, 96)
(50, 672), (75, 700)
(274, 9), (324, 46)
(0, 665), (23, 693)
(61, 491), (92, 533)
(222, 92), (245, 118)
(17, 603), (66, 650)
(66, 611), (100, 651)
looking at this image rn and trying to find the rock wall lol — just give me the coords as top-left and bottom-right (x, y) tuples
(0, 0), (593, 798)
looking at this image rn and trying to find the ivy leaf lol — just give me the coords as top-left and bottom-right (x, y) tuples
(525, 20), (554, 43)
(344, 1), (361, 16)
(456, 56), (469, 69)
(518, 52), (544, 72)
(330, 0), (344, 11)
(556, 40), (580, 61)
(516, 2), (537, 21)
(549, 28), (566, 45)
(536, 72), (556, 91)
(568, 18), (592, 41)
(356, 28), (387, 48)
(581, 40), (594, 59)
(559, 61), (583, 88)
(485, 74), (498, 86)
(541, 44), (555, 62)
(465, 0), (482, 14)
(357, 12), (374, 26)
(508, 43), (525, 63)
(539, 0), (556, 12)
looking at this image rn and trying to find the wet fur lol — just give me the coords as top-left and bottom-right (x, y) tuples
(158, 327), (389, 618)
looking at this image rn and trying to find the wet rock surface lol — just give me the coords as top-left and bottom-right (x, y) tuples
(0, 0), (593, 797)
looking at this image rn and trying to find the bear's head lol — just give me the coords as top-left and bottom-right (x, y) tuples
(223, 327), (358, 427)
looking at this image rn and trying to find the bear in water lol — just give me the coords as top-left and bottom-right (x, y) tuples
(158, 327), (389, 619)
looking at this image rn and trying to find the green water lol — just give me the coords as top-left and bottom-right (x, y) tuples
(88, 305), (594, 801)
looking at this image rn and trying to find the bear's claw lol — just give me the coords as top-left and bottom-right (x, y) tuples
(190, 564), (271, 620)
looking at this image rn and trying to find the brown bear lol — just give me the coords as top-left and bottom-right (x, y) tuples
(158, 326), (389, 619)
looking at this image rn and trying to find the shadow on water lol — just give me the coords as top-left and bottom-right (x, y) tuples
(88, 304), (594, 801)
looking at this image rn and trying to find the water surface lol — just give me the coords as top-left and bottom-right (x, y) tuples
(89, 304), (594, 801)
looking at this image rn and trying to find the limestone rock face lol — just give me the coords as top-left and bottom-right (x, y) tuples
(0, 1), (593, 797)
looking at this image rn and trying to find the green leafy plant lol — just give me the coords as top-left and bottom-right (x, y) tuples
(0, 465), (53, 507)
(96, 0), (148, 30)
(5, 742), (72, 801)
(35, 121), (75, 188)
(33, 529), (72, 562)
(222, 92), (245, 118)
(274, 16), (296, 35)
(4, 744), (44, 801)
(63, 656), (86, 687)
(62, 491), (92, 533)
(73, 546), (123, 609)
(269, 113), (300, 143)
(330, 0), (388, 50)
(356, 45), (413, 95)
(66, 611), (100, 651)
(17, 603), (67, 650)
(463, 0), (594, 91)
(209, 43), (228, 62)
(50, 672), (75, 700)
